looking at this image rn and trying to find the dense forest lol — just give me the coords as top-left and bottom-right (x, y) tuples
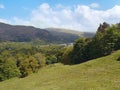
(0, 22), (120, 81)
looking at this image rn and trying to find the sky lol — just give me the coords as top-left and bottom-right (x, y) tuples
(0, 0), (120, 32)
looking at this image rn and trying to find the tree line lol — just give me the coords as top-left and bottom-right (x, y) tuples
(1, 22), (120, 81)
(0, 42), (63, 81)
(60, 22), (120, 64)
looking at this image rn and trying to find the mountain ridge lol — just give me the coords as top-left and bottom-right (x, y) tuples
(46, 27), (95, 37)
(0, 22), (94, 43)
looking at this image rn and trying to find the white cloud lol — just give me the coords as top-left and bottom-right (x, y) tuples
(0, 4), (5, 9)
(90, 3), (99, 8)
(55, 4), (64, 9)
(3, 3), (120, 32)
(13, 17), (31, 25)
(0, 18), (10, 23)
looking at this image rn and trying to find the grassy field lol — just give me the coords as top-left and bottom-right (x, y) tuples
(0, 50), (120, 90)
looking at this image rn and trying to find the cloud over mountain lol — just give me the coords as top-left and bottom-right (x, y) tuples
(1, 3), (120, 32)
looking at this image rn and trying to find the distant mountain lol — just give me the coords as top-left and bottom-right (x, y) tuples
(0, 23), (50, 42)
(0, 22), (94, 43)
(46, 28), (95, 38)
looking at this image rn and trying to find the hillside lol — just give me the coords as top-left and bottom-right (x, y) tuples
(0, 22), (94, 43)
(0, 50), (120, 90)
(0, 22), (80, 43)
(46, 28), (95, 38)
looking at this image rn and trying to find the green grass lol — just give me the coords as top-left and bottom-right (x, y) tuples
(0, 50), (120, 90)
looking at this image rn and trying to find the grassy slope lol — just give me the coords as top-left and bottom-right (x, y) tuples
(46, 28), (84, 35)
(0, 51), (120, 90)
(46, 28), (95, 37)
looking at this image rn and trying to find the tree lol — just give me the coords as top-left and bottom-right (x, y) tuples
(97, 22), (110, 33)
(46, 55), (57, 64)
(102, 25), (118, 54)
(33, 53), (46, 67)
(0, 57), (20, 81)
(68, 23), (120, 65)
(56, 47), (67, 63)
(71, 38), (90, 64)
(19, 55), (43, 78)
(61, 46), (73, 64)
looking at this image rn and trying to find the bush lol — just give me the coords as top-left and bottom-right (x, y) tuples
(19, 53), (46, 77)
(61, 46), (73, 64)
(46, 55), (57, 64)
(0, 58), (20, 81)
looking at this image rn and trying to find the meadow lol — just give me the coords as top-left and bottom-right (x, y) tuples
(0, 50), (120, 90)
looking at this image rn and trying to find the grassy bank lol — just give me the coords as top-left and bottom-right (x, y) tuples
(0, 50), (120, 90)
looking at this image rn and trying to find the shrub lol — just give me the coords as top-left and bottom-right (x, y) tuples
(0, 58), (20, 81)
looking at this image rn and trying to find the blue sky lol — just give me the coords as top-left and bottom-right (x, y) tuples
(0, 0), (120, 32)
